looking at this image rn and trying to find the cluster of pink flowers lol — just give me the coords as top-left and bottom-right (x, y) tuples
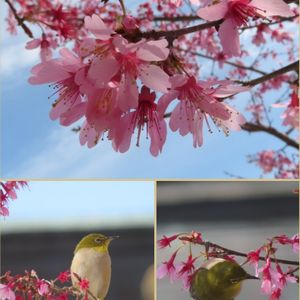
(157, 231), (299, 299)
(0, 270), (91, 300)
(157, 231), (203, 289)
(273, 90), (299, 129)
(197, 0), (294, 56)
(0, 181), (28, 217)
(247, 234), (299, 299)
(29, 14), (249, 156)
(250, 150), (299, 178)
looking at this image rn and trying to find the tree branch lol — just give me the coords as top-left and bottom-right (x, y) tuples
(4, 0), (33, 38)
(241, 122), (299, 149)
(140, 20), (222, 41)
(242, 61), (299, 87)
(179, 236), (299, 266)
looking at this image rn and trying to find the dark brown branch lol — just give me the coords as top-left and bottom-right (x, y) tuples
(153, 13), (298, 24)
(242, 61), (299, 87)
(241, 122), (299, 149)
(140, 20), (221, 41)
(4, 0), (33, 38)
(179, 236), (299, 266)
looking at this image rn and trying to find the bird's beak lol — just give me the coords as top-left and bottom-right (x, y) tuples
(108, 235), (119, 241)
(246, 274), (259, 280)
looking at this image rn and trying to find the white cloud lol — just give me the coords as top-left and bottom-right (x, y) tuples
(11, 126), (122, 178)
(0, 42), (39, 76)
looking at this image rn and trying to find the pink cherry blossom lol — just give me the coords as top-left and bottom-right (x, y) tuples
(25, 33), (57, 61)
(158, 75), (248, 147)
(270, 288), (282, 300)
(197, 0), (294, 56)
(0, 284), (15, 300)
(176, 255), (198, 289)
(247, 248), (261, 276)
(78, 278), (89, 291)
(291, 234), (299, 254)
(84, 14), (170, 111)
(56, 271), (70, 284)
(113, 86), (167, 156)
(281, 91), (299, 129)
(271, 264), (298, 290)
(28, 48), (86, 126)
(157, 250), (179, 282)
(37, 280), (49, 296)
(158, 234), (179, 248)
(255, 150), (277, 173)
(258, 258), (273, 295)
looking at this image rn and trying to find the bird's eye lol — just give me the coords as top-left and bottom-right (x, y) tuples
(95, 237), (103, 243)
(230, 278), (239, 284)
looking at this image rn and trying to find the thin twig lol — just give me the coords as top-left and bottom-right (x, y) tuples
(241, 122), (299, 149)
(4, 0), (33, 38)
(179, 236), (299, 266)
(241, 61), (299, 87)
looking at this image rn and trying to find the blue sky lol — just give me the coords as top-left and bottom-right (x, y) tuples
(1, 180), (154, 232)
(1, 2), (298, 179)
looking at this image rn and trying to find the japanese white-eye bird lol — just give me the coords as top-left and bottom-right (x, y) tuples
(190, 258), (259, 300)
(70, 233), (118, 300)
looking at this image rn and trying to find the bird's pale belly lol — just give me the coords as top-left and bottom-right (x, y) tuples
(71, 248), (111, 299)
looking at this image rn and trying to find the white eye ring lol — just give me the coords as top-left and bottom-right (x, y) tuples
(95, 238), (102, 243)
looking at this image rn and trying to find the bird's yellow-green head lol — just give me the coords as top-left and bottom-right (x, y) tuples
(190, 258), (258, 300)
(74, 233), (119, 254)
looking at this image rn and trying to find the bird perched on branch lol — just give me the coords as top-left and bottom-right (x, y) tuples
(70, 233), (118, 300)
(190, 258), (259, 300)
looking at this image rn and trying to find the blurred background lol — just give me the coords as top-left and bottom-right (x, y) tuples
(157, 181), (299, 300)
(1, 180), (154, 300)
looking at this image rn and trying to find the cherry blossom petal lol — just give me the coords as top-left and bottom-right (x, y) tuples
(139, 64), (171, 93)
(40, 47), (52, 62)
(197, 2), (228, 21)
(157, 264), (168, 279)
(113, 113), (134, 153)
(88, 57), (120, 87)
(25, 38), (41, 49)
(0, 206), (9, 216)
(250, 0), (294, 17)
(79, 122), (100, 148)
(217, 105), (246, 130)
(28, 61), (70, 84)
(59, 102), (87, 126)
(218, 17), (240, 56)
(149, 118), (167, 156)
(170, 102), (192, 136)
(113, 35), (141, 54)
(117, 73), (139, 111)
(136, 39), (169, 61)
(212, 85), (249, 98)
(84, 14), (113, 40)
(157, 91), (179, 117)
(59, 48), (81, 67)
(192, 113), (204, 148)
(50, 93), (81, 120)
(0, 284), (15, 300)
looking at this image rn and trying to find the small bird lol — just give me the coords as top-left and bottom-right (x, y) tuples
(70, 233), (118, 300)
(190, 258), (259, 300)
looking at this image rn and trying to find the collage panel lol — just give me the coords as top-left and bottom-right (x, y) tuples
(1, 0), (298, 179)
(1, 180), (154, 300)
(156, 181), (299, 300)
